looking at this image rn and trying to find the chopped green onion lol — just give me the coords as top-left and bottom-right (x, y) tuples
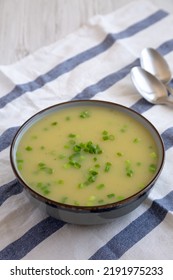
(73, 144), (82, 152)
(40, 145), (45, 150)
(107, 193), (115, 199)
(80, 111), (90, 118)
(96, 184), (105, 190)
(63, 163), (71, 169)
(149, 163), (157, 173)
(17, 163), (23, 170)
(120, 125), (128, 133)
(25, 146), (33, 151)
(78, 183), (85, 189)
(36, 182), (51, 195)
(102, 135), (109, 140)
(86, 170), (98, 184)
(117, 196), (125, 201)
(102, 130), (115, 141)
(16, 159), (24, 163)
(98, 199), (105, 204)
(133, 138), (141, 143)
(64, 144), (70, 149)
(74, 201), (80, 206)
(51, 121), (58, 126)
(116, 152), (124, 157)
(125, 160), (134, 177)
(102, 130), (108, 135)
(83, 141), (102, 154)
(57, 179), (64, 185)
(65, 116), (71, 121)
(61, 196), (68, 203)
(150, 152), (157, 159)
(104, 162), (112, 172)
(37, 162), (53, 174)
(68, 133), (76, 138)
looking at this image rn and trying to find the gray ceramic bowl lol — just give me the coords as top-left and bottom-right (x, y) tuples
(10, 100), (165, 225)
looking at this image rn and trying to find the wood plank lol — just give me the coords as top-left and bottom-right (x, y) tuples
(0, 0), (172, 65)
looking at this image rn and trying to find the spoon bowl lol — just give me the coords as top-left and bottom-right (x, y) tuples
(140, 48), (173, 95)
(130, 67), (173, 107)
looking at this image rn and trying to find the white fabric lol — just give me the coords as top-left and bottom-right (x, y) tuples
(0, 0), (173, 260)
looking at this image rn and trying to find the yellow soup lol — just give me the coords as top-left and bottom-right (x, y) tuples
(16, 105), (158, 206)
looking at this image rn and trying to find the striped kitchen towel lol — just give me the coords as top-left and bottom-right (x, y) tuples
(0, 0), (173, 260)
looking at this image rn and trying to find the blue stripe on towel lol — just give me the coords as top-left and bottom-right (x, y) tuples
(1, 38), (173, 154)
(0, 126), (19, 152)
(0, 179), (23, 206)
(0, 217), (65, 260)
(72, 59), (139, 100)
(161, 127), (173, 150)
(0, 10), (168, 109)
(90, 191), (173, 260)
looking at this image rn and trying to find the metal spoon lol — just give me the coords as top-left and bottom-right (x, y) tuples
(130, 66), (173, 107)
(140, 47), (173, 95)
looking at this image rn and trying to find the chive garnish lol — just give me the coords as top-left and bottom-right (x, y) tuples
(149, 163), (157, 173)
(57, 179), (64, 184)
(102, 130), (115, 141)
(104, 162), (112, 172)
(117, 196), (125, 201)
(51, 121), (58, 126)
(125, 160), (134, 177)
(40, 145), (45, 150)
(73, 144), (82, 152)
(107, 193), (115, 199)
(80, 111), (90, 118)
(98, 199), (105, 204)
(68, 133), (76, 138)
(83, 141), (102, 154)
(116, 152), (124, 157)
(36, 182), (51, 195)
(150, 152), (157, 159)
(37, 162), (53, 174)
(74, 201), (80, 206)
(86, 169), (98, 184)
(120, 125), (128, 133)
(61, 196), (68, 203)
(17, 159), (24, 163)
(65, 116), (71, 121)
(96, 183), (105, 189)
(133, 138), (141, 143)
(25, 146), (33, 151)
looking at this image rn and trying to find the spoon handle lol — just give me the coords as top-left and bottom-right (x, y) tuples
(166, 85), (173, 96)
(162, 96), (173, 107)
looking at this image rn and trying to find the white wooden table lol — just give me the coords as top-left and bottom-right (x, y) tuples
(0, 0), (172, 65)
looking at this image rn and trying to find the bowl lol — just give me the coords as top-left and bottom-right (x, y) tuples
(10, 100), (165, 225)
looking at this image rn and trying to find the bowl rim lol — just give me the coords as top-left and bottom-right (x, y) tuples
(10, 99), (165, 213)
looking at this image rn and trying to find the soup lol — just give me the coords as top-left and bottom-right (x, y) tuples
(15, 105), (158, 206)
